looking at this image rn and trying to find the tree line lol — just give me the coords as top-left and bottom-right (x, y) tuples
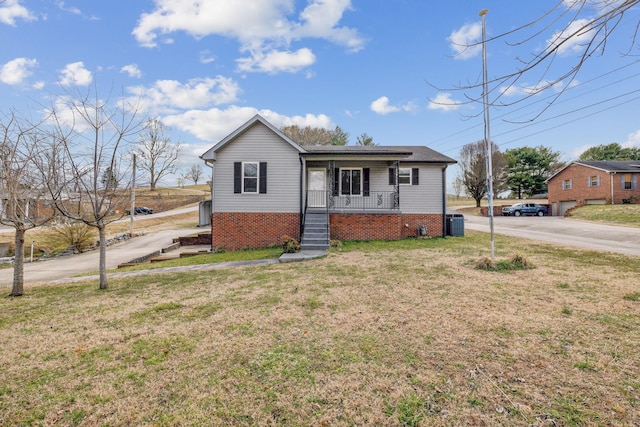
(456, 140), (640, 207)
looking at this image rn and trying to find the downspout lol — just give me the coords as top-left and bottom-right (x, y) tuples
(299, 155), (304, 238)
(442, 166), (447, 238)
(204, 159), (215, 251)
(610, 171), (616, 204)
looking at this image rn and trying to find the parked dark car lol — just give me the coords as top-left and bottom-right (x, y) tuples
(135, 206), (154, 215)
(502, 203), (547, 217)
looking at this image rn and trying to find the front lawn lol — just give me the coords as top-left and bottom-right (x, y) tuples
(1, 232), (638, 426)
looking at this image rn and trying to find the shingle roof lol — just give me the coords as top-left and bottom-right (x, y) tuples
(576, 160), (640, 172)
(303, 145), (456, 164)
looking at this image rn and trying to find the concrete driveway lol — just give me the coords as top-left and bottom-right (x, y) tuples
(0, 227), (205, 288)
(462, 214), (640, 257)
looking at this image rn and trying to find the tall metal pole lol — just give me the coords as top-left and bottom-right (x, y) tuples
(479, 8), (495, 259)
(130, 154), (136, 237)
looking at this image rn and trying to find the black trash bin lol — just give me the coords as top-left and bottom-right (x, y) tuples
(445, 213), (464, 237)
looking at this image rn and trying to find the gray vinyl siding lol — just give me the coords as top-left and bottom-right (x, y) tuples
(398, 164), (443, 214)
(319, 162), (444, 213)
(213, 123), (300, 213)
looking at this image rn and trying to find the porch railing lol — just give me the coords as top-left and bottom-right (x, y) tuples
(306, 190), (399, 211)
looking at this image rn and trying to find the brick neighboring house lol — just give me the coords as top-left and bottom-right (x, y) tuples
(547, 160), (640, 216)
(200, 114), (457, 251)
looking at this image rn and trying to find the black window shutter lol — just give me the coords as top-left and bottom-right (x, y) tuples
(333, 169), (340, 196)
(388, 168), (396, 185)
(363, 168), (370, 196)
(234, 162), (241, 193)
(412, 168), (419, 185)
(259, 162), (267, 194)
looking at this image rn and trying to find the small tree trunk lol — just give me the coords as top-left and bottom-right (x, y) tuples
(98, 225), (108, 290)
(11, 228), (26, 297)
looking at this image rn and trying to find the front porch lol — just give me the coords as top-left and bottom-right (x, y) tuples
(306, 190), (399, 212)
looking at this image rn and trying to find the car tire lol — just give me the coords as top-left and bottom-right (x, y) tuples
(537, 210), (544, 216)
(514, 211), (521, 217)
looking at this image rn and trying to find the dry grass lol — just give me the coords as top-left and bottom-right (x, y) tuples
(1, 233), (639, 426)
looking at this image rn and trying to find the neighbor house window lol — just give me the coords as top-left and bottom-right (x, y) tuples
(588, 176), (600, 187)
(562, 179), (572, 190)
(243, 162), (259, 193)
(340, 168), (362, 195)
(622, 173), (634, 190)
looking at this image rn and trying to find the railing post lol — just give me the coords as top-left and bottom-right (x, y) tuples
(393, 160), (400, 209)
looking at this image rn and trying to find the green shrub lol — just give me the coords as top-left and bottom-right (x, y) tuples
(330, 239), (343, 248)
(281, 235), (300, 253)
(475, 254), (533, 271)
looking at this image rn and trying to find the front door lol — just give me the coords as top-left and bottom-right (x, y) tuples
(308, 169), (326, 208)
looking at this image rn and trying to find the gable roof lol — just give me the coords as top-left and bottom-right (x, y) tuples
(200, 114), (457, 164)
(547, 160), (640, 182)
(200, 114), (305, 162)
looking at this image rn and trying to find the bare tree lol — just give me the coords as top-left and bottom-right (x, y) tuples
(452, 175), (464, 199)
(0, 112), (56, 297)
(136, 118), (182, 191)
(434, 1), (640, 118)
(459, 140), (508, 207)
(186, 164), (204, 185)
(42, 86), (143, 290)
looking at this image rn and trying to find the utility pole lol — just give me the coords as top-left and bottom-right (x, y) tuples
(479, 8), (495, 260)
(130, 153), (136, 237)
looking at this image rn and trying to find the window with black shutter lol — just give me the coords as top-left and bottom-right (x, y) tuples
(234, 162), (266, 194)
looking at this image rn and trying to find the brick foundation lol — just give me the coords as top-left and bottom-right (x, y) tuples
(212, 212), (300, 250)
(176, 233), (212, 246)
(330, 213), (443, 241)
(213, 211), (445, 250)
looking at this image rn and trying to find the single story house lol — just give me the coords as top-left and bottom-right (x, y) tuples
(547, 160), (640, 215)
(200, 114), (457, 251)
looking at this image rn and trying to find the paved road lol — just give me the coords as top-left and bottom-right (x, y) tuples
(462, 214), (640, 257)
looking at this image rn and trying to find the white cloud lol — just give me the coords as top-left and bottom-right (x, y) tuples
(568, 143), (592, 159)
(623, 130), (640, 149)
(162, 106), (333, 142)
(127, 76), (241, 114)
(370, 96), (415, 115)
(121, 64), (142, 78)
(55, 1), (80, 15)
(59, 62), (93, 86)
(237, 48), (316, 74)
(132, 0), (364, 73)
(0, 57), (37, 85)
(0, 0), (36, 25)
(428, 93), (462, 112)
(547, 18), (593, 57)
(199, 50), (216, 64)
(448, 22), (482, 59)
(33, 81), (45, 90)
(294, 0), (364, 53)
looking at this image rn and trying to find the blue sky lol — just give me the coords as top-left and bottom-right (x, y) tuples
(2, 0), (640, 184)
